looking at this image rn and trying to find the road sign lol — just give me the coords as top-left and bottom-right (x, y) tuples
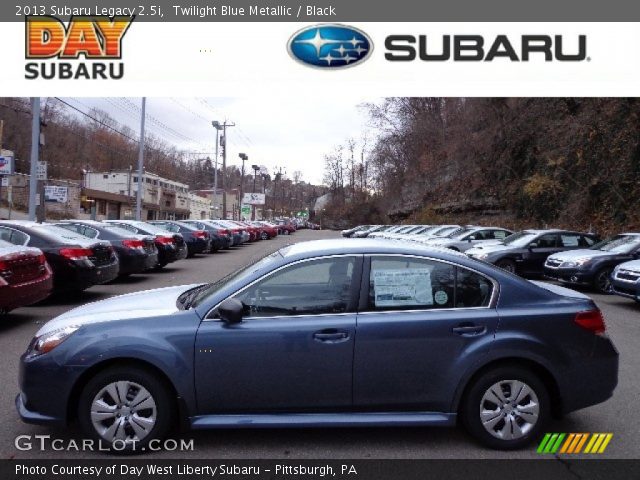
(44, 185), (68, 203)
(242, 193), (265, 205)
(36, 161), (47, 180)
(240, 204), (251, 217)
(0, 156), (14, 175)
(1, 177), (8, 187)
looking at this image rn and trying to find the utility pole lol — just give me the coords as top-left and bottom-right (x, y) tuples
(220, 121), (235, 219)
(28, 98), (40, 221)
(273, 166), (285, 217)
(238, 153), (248, 220)
(211, 121), (223, 219)
(251, 164), (260, 220)
(136, 97), (146, 221)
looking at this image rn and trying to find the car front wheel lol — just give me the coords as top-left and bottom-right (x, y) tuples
(496, 259), (516, 274)
(593, 268), (613, 294)
(461, 366), (549, 450)
(78, 366), (174, 453)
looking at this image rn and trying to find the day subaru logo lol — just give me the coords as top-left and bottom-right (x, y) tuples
(288, 24), (373, 69)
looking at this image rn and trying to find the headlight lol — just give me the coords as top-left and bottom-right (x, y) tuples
(562, 258), (592, 268)
(28, 326), (79, 357)
(474, 253), (489, 260)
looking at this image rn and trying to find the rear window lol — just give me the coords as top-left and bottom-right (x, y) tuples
(30, 224), (92, 243)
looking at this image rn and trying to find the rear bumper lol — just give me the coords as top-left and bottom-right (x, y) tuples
(558, 336), (619, 414)
(54, 260), (120, 291)
(0, 273), (53, 310)
(118, 252), (159, 274)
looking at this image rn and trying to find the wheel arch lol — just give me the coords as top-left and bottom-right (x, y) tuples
(452, 356), (563, 419)
(66, 357), (187, 428)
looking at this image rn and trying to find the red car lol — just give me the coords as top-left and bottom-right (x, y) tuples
(253, 221), (278, 239)
(275, 219), (296, 235)
(0, 240), (53, 313)
(232, 221), (260, 241)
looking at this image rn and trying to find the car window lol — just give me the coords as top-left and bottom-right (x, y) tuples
(369, 257), (455, 311)
(492, 230), (509, 240)
(0, 227), (29, 246)
(560, 234), (581, 247)
(234, 257), (356, 318)
(368, 256), (493, 311)
(534, 234), (559, 248)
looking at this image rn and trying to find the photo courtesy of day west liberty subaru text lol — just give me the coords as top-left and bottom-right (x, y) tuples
(24, 15), (134, 79)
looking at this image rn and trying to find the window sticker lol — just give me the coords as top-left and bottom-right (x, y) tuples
(373, 268), (433, 307)
(434, 290), (449, 305)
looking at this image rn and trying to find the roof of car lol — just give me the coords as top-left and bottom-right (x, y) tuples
(0, 220), (42, 228)
(279, 238), (470, 261)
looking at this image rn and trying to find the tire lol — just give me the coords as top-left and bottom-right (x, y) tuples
(283, 230), (290, 236)
(78, 366), (175, 453)
(496, 259), (517, 274)
(461, 366), (550, 450)
(261, 232), (268, 240)
(593, 268), (613, 294)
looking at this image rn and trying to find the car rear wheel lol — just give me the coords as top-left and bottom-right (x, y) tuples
(496, 259), (516, 274)
(261, 232), (268, 240)
(78, 366), (174, 453)
(593, 268), (613, 294)
(283, 230), (290, 235)
(461, 366), (549, 450)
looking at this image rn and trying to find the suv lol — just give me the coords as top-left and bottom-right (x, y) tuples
(467, 229), (599, 277)
(544, 233), (640, 293)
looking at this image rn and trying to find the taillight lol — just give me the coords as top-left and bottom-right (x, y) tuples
(59, 248), (92, 260)
(156, 236), (174, 245)
(37, 253), (46, 265)
(574, 310), (606, 335)
(122, 239), (145, 249)
(218, 228), (229, 235)
(193, 231), (208, 239)
(0, 259), (10, 277)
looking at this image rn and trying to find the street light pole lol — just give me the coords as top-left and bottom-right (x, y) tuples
(238, 153), (248, 220)
(251, 164), (259, 220)
(28, 98), (40, 221)
(136, 97), (146, 221)
(220, 121), (236, 219)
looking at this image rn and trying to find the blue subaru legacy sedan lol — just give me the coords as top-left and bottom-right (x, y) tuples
(17, 239), (618, 451)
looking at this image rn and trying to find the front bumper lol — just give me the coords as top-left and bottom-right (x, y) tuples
(611, 278), (640, 300)
(543, 267), (593, 286)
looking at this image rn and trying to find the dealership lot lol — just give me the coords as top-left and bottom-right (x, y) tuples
(0, 229), (638, 459)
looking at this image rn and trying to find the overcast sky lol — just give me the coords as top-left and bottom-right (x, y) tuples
(59, 96), (381, 186)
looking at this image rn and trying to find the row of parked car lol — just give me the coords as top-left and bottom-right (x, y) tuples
(343, 224), (640, 301)
(0, 218), (296, 314)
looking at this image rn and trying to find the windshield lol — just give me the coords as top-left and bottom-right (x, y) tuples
(502, 232), (539, 247)
(452, 228), (476, 239)
(419, 226), (442, 235)
(433, 226), (459, 237)
(592, 235), (640, 254)
(186, 250), (283, 309)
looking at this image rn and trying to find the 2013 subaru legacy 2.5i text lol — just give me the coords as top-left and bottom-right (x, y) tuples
(16, 239), (618, 451)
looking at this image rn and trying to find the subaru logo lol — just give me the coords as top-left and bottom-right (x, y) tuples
(288, 24), (373, 69)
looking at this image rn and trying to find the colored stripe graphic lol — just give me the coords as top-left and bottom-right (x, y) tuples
(538, 433), (613, 454)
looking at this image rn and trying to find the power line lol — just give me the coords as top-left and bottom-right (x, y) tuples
(55, 97), (138, 142)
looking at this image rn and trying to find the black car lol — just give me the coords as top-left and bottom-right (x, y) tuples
(544, 233), (640, 293)
(104, 220), (188, 267)
(149, 220), (211, 257)
(55, 220), (159, 276)
(0, 221), (119, 292)
(466, 229), (599, 277)
(182, 220), (231, 251)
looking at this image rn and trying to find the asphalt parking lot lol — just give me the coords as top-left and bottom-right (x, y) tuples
(0, 229), (637, 459)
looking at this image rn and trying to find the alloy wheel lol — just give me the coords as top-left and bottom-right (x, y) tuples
(479, 379), (540, 440)
(595, 270), (612, 293)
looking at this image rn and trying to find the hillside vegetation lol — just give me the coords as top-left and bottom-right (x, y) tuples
(323, 98), (640, 234)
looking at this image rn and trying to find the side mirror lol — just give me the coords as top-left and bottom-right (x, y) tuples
(217, 298), (244, 324)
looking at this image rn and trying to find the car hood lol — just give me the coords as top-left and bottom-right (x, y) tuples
(616, 259), (640, 271)
(547, 249), (613, 261)
(36, 284), (201, 336)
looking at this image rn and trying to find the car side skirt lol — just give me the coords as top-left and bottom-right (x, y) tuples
(190, 412), (456, 429)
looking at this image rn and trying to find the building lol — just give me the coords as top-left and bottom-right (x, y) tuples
(188, 193), (212, 220)
(84, 170), (190, 220)
(191, 188), (239, 219)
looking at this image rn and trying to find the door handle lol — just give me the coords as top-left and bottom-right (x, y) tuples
(452, 324), (487, 336)
(313, 330), (349, 342)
